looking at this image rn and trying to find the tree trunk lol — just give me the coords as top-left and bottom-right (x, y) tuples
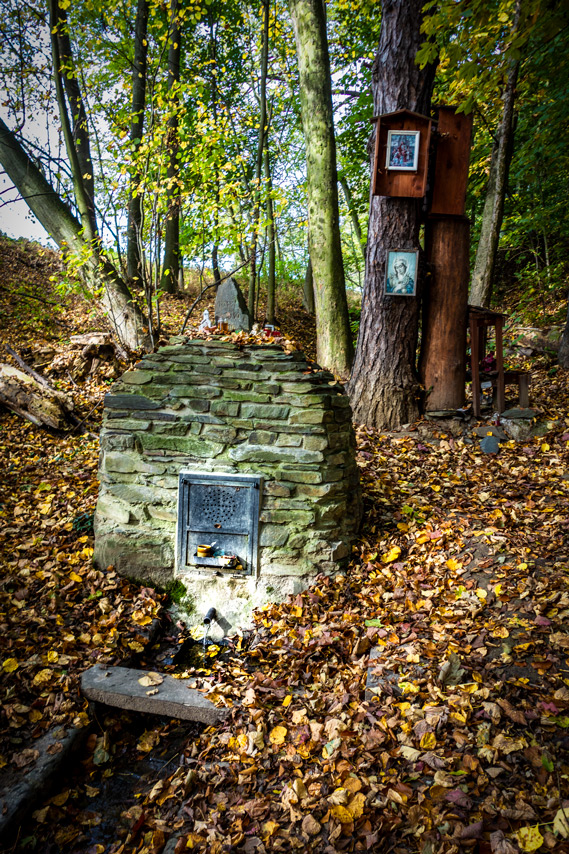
(339, 174), (365, 259)
(248, 0), (270, 319)
(559, 304), (569, 368)
(51, 1), (97, 238)
(161, 0), (181, 294)
(419, 217), (470, 410)
(49, 0), (96, 244)
(127, 0), (149, 282)
(264, 141), (276, 324)
(303, 255), (315, 315)
(347, 0), (436, 429)
(0, 119), (150, 351)
(469, 0), (521, 307)
(289, 0), (353, 376)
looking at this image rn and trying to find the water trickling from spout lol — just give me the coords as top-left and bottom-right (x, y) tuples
(203, 623), (211, 653)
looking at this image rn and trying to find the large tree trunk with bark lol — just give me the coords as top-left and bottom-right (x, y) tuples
(127, 0), (149, 282)
(289, 0), (353, 376)
(469, 0), (521, 307)
(0, 118), (150, 351)
(161, 0), (182, 294)
(348, 0), (436, 429)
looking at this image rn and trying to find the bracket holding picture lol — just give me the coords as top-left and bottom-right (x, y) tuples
(385, 250), (419, 296)
(385, 130), (420, 172)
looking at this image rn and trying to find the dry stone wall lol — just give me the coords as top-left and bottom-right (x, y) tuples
(94, 339), (361, 630)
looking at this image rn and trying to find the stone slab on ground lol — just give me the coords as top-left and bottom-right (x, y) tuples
(81, 664), (229, 723)
(0, 725), (86, 839)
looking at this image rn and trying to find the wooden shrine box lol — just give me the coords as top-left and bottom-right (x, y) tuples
(430, 106), (473, 216)
(372, 109), (432, 198)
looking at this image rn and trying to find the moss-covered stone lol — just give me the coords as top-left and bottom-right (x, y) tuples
(211, 400), (240, 417)
(105, 393), (162, 410)
(139, 433), (224, 457)
(230, 444), (322, 464)
(241, 403), (289, 420)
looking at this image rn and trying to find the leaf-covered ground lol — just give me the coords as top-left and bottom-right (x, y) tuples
(1, 236), (569, 854)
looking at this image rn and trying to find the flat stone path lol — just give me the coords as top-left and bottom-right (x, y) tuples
(81, 664), (229, 723)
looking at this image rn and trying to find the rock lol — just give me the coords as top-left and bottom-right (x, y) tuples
(214, 277), (251, 331)
(474, 425), (507, 440)
(500, 408), (536, 420)
(81, 664), (228, 723)
(480, 436), (500, 454)
(501, 418), (534, 441)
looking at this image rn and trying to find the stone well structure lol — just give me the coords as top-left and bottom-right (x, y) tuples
(94, 339), (361, 629)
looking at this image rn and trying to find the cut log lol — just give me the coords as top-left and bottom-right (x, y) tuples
(0, 363), (76, 430)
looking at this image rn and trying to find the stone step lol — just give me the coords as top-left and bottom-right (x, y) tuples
(81, 664), (229, 724)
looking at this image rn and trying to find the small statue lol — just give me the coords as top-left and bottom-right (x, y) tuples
(198, 309), (211, 332)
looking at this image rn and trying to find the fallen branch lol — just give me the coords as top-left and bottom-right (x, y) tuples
(1, 347), (80, 430)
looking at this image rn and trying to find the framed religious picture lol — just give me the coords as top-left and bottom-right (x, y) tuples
(385, 250), (419, 296)
(385, 129), (420, 171)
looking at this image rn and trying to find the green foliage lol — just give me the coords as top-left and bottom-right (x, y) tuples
(165, 579), (187, 605)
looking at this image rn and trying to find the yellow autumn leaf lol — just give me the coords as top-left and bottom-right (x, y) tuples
(138, 672), (163, 688)
(382, 546), (401, 563)
(416, 532), (430, 544)
(330, 804), (353, 823)
(269, 725), (287, 745)
(132, 610), (152, 626)
(347, 792), (366, 819)
(475, 588), (488, 600)
(515, 825), (544, 852)
(68, 571), (83, 583)
(553, 807), (569, 838)
(263, 820), (280, 838)
(236, 733), (248, 752)
(541, 443), (550, 452)
(282, 694), (292, 708)
(2, 657), (19, 673)
(420, 731), (437, 750)
(47, 651), (59, 664)
(494, 583), (504, 595)
(446, 558), (461, 571)
(491, 626), (509, 638)
(33, 668), (52, 686)
(342, 776), (362, 794)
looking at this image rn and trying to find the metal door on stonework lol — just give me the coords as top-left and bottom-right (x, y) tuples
(176, 471), (262, 575)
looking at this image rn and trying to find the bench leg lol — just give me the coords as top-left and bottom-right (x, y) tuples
(518, 375), (530, 408)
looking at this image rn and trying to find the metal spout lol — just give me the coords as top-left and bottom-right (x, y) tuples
(203, 607), (217, 625)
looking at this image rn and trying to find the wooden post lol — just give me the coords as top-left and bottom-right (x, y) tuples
(419, 216), (470, 411)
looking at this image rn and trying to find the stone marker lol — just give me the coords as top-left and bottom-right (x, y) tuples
(214, 277), (251, 331)
(81, 664), (228, 723)
(480, 435), (500, 454)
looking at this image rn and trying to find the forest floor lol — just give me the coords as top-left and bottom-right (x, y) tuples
(1, 235), (569, 854)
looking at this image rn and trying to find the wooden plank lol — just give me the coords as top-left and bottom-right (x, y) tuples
(430, 107), (473, 216)
(470, 314), (481, 418)
(420, 217), (469, 410)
